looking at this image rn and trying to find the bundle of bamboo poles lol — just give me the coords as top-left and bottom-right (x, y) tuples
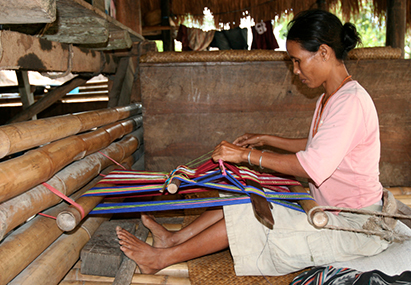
(0, 104), (145, 284)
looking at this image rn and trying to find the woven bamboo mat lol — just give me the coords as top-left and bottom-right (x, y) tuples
(140, 47), (402, 64)
(187, 250), (305, 285)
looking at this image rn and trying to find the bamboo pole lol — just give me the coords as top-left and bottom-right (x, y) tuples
(0, 162), (128, 285)
(0, 103), (142, 159)
(9, 216), (110, 285)
(62, 268), (191, 285)
(0, 158), (134, 284)
(289, 185), (329, 228)
(0, 135), (139, 240)
(0, 116), (142, 203)
(56, 130), (144, 231)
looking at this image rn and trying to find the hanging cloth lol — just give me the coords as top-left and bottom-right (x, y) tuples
(176, 25), (216, 51)
(251, 20), (279, 50)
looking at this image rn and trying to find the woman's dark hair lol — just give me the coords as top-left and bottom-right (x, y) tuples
(287, 9), (362, 60)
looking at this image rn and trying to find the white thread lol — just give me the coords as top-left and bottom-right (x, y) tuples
(256, 229), (273, 285)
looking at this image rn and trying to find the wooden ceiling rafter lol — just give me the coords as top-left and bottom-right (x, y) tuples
(0, 0), (144, 51)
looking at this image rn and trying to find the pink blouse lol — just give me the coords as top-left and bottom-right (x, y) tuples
(296, 81), (383, 209)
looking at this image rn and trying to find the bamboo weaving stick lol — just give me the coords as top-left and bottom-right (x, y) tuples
(0, 103), (142, 159)
(288, 185), (329, 228)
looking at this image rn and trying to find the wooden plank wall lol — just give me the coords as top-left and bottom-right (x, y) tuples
(140, 59), (411, 187)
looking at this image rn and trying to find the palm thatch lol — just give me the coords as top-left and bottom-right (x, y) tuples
(154, 0), (411, 28)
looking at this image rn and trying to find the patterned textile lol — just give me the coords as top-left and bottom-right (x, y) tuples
(290, 266), (411, 285)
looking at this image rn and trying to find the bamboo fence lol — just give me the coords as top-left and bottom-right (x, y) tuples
(0, 103), (145, 284)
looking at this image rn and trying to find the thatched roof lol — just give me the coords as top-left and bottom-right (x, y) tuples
(147, 0), (410, 28)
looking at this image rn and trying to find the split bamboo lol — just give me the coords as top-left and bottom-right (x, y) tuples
(0, 103), (142, 159)
(9, 216), (110, 285)
(0, 135), (139, 240)
(0, 162), (129, 285)
(62, 268), (192, 285)
(0, 115), (142, 203)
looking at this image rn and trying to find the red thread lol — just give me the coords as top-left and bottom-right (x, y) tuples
(38, 213), (57, 219)
(42, 183), (85, 219)
(98, 151), (126, 170)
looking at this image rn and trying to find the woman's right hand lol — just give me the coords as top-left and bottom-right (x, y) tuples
(233, 133), (265, 148)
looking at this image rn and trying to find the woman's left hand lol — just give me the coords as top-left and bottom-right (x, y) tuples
(212, 140), (247, 164)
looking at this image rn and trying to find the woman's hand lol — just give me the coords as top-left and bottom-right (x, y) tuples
(212, 140), (248, 164)
(233, 133), (265, 148)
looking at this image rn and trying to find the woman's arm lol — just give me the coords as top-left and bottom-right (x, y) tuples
(212, 141), (310, 179)
(233, 133), (308, 153)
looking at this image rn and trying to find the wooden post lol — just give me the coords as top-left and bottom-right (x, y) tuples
(161, 0), (174, 51)
(108, 57), (135, 107)
(386, 0), (406, 58)
(16, 71), (37, 120)
(115, 0), (143, 35)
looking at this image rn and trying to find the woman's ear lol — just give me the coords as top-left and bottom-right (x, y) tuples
(319, 44), (331, 62)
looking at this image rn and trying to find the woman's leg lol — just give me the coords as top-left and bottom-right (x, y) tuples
(142, 208), (224, 248)
(116, 218), (229, 274)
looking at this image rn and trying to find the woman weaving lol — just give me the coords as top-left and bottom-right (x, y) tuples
(116, 9), (392, 276)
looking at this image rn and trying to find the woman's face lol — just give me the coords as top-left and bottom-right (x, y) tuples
(286, 40), (326, 89)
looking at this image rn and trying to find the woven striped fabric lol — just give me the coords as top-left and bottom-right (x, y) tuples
(85, 159), (312, 214)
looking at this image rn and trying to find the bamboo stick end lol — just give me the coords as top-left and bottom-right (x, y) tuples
(56, 210), (81, 232)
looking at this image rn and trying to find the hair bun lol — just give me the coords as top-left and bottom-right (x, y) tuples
(342, 23), (362, 53)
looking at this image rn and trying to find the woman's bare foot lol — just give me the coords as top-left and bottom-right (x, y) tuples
(116, 226), (167, 274)
(141, 214), (178, 248)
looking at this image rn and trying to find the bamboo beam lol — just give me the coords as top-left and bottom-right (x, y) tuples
(9, 216), (110, 285)
(0, 30), (117, 73)
(7, 75), (92, 123)
(0, 117), (141, 204)
(56, 129), (144, 231)
(0, 103), (142, 159)
(0, 134), (139, 240)
(0, 162), (129, 285)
